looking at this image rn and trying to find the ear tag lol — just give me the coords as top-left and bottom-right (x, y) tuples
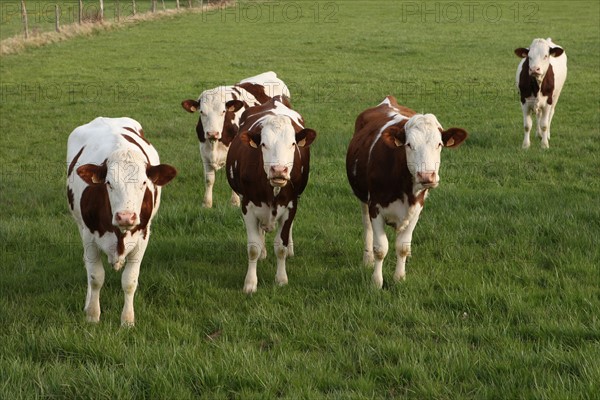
(249, 140), (258, 149)
(446, 138), (455, 147)
(394, 138), (402, 147)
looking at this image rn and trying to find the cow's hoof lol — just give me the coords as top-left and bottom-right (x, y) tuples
(372, 274), (383, 289)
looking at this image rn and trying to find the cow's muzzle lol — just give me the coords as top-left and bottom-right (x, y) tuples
(205, 131), (220, 142)
(416, 171), (439, 189)
(115, 211), (138, 231)
(269, 166), (289, 187)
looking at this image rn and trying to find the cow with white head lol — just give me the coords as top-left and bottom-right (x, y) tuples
(226, 96), (317, 293)
(67, 117), (177, 326)
(347, 96), (468, 288)
(181, 71), (290, 208)
(514, 38), (567, 148)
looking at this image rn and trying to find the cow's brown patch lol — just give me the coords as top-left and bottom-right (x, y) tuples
(80, 183), (125, 254)
(68, 146), (85, 177)
(67, 186), (75, 210)
(121, 134), (150, 164)
(541, 64), (555, 104)
(237, 82), (271, 104)
(131, 187), (154, 240)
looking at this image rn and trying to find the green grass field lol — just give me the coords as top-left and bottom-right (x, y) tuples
(1, 0), (599, 398)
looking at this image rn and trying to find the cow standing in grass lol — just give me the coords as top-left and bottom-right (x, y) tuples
(67, 117), (177, 326)
(515, 38), (567, 149)
(226, 96), (317, 293)
(346, 96), (468, 288)
(181, 71), (290, 208)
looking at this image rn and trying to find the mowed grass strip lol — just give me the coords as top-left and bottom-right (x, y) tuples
(1, 0), (599, 398)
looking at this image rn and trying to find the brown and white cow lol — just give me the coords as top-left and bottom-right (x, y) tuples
(226, 96), (316, 293)
(515, 38), (567, 149)
(346, 96), (467, 288)
(66, 117), (177, 326)
(181, 71), (290, 208)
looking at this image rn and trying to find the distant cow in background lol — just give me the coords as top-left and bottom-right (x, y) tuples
(181, 71), (290, 208)
(226, 96), (317, 293)
(67, 117), (177, 326)
(346, 96), (467, 288)
(515, 38), (567, 149)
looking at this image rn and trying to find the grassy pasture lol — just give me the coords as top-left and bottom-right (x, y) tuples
(1, 0), (599, 398)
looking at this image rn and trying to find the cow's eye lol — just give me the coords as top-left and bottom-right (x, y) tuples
(106, 181), (112, 188)
(405, 143), (412, 149)
(222, 110), (226, 114)
(438, 142), (443, 149)
(142, 181), (147, 186)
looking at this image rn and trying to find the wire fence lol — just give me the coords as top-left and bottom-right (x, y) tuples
(1, 0), (225, 41)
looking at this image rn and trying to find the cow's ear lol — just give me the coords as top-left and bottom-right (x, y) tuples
(182, 99), (200, 113)
(147, 164), (177, 186)
(77, 163), (107, 185)
(226, 100), (244, 113)
(296, 128), (316, 147)
(442, 128), (468, 148)
(549, 47), (564, 57)
(381, 126), (406, 148)
(240, 130), (261, 148)
(514, 48), (529, 58)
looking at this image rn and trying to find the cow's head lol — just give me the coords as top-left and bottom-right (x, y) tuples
(181, 86), (244, 142)
(240, 115), (316, 187)
(382, 114), (467, 190)
(77, 150), (177, 231)
(515, 38), (564, 79)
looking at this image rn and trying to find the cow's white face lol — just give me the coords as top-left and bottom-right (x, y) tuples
(199, 87), (229, 141)
(258, 116), (297, 187)
(102, 150), (150, 230)
(77, 150), (177, 231)
(403, 114), (445, 189)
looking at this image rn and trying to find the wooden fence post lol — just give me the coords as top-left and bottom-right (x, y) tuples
(116, 0), (120, 22)
(132, 0), (136, 16)
(176, 0), (180, 10)
(99, 0), (104, 21)
(55, 4), (60, 32)
(79, 0), (83, 24)
(161, 0), (166, 11)
(188, 0), (192, 9)
(152, 0), (156, 13)
(21, 0), (29, 39)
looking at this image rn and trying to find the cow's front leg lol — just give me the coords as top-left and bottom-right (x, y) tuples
(83, 241), (104, 323)
(522, 106), (533, 149)
(287, 221), (294, 258)
(393, 212), (420, 282)
(371, 213), (388, 289)
(120, 241), (147, 327)
(539, 106), (552, 149)
(274, 210), (295, 286)
(243, 212), (262, 294)
(202, 166), (216, 208)
(361, 202), (374, 266)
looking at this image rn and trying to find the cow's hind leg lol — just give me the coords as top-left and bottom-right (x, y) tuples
(120, 240), (148, 327)
(361, 203), (374, 266)
(83, 240), (104, 323)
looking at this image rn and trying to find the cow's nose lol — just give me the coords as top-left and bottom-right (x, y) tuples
(417, 171), (436, 185)
(270, 165), (288, 177)
(530, 67), (541, 75)
(116, 211), (137, 227)
(206, 131), (219, 140)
